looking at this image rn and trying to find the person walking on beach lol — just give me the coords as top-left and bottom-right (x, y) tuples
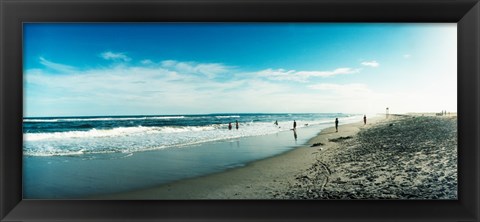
(335, 118), (339, 132)
(228, 122), (232, 130)
(293, 120), (297, 130)
(235, 120), (239, 130)
(363, 115), (367, 125)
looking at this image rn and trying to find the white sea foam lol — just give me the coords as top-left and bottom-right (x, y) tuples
(148, 116), (185, 120)
(24, 125), (218, 141)
(23, 116), (185, 122)
(23, 115), (363, 157)
(215, 115), (240, 118)
(23, 119), (61, 122)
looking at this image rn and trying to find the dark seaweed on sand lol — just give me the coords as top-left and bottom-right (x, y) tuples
(310, 142), (325, 147)
(328, 136), (353, 142)
(281, 116), (457, 200)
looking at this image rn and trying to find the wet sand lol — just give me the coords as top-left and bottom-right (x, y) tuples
(99, 114), (457, 199)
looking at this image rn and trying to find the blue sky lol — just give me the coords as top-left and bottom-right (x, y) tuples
(24, 23), (456, 117)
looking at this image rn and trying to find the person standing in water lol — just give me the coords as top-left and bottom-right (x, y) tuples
(235, 120), (239, 130)
(228, 122), (232, 130)
(293, 120), (297, 130)
(363, 115), (367, 125)
(335, 118), (339, 132)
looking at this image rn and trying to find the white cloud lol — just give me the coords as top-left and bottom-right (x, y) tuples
(27, 55), (456, 116)
(161, 60), (177, 67)
(309, 83), (372, 95)
(361, 60), (380, 67)
(297, 68), (361, 77)
(30, 58), (367, 115)
(100, 51), (131, 62)
(158, 60), (230, 79)
(257, 67), (360, 82)
(140, 59), (153, 65)
(25, 62), (257, 115)
(39, 57), (76, 73)
(256, 69), (298, 81)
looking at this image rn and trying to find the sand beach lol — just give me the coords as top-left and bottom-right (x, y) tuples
(99, 114), (457, 200)
(23, 23), (458, 201)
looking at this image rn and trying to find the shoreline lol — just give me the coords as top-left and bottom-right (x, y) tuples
(97, 114), (457, 200)
(97, 115), (386, 199)
(25, 114), (365, 199)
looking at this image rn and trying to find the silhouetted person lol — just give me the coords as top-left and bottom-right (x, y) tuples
(228, 122), (232, 130)
(335, 118), (339, 132)
(293, 120), (297, 130)
(363, 115), (367, 125)
(235, 120), (239, 130)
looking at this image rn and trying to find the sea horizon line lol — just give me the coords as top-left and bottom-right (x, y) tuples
(23, 112), (358, 119)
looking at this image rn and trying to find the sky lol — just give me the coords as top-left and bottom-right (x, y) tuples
(23, 23), (457, 117)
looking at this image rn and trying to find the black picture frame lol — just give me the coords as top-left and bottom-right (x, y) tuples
(1, 0), (479, 221)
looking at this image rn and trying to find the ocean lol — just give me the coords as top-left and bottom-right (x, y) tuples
(23, 113), (362, 198)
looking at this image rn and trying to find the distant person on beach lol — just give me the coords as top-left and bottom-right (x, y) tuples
(235, 120), (239, 130)
(293, 120), (297, 130)
(274, 120), (278, 126)
(228, 122), (232, 130)
(363, 115), (367, 125)
(335, 118), (339, 132)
